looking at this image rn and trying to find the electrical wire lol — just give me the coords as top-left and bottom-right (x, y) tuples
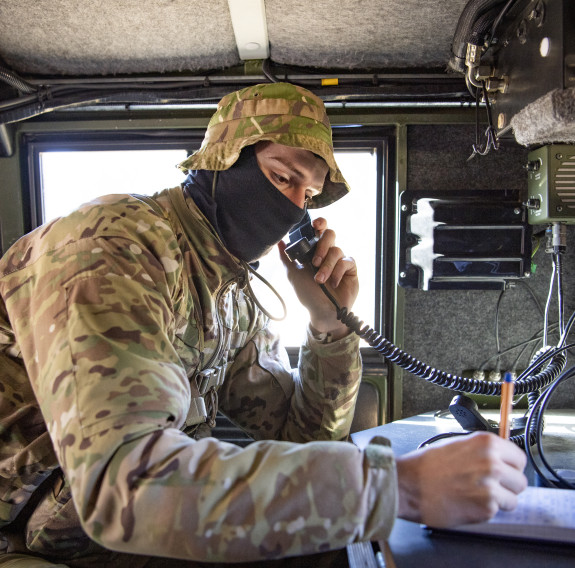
(510, 324), (560, 372)
(524, 365), (575, 488)
(489, 281), (549, 373)
(556, 253), (565, 335)
(558, 310), (575, 349)
(478, 324), (556, 371)
(418, 431), (472, 449)
(543, 256), (556, 347)
(262, 59), (280, 83)
(516, 280), (544, 317)
(488, 0), (519, 46)
(467, 83), (499, 160)
(242, 261), (287, 322)
(494, 288), (506, 363)
(0, 66), (37, 94)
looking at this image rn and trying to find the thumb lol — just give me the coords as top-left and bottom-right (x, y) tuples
(277, 240), (289, 266)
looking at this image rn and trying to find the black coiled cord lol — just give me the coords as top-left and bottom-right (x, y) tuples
(320, 283), (567, 398)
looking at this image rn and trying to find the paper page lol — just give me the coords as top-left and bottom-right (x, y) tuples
(490, 486), (575, 528)
(430, 487), (575, 543)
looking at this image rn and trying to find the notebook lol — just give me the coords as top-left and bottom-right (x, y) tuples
(427, 486), (575, 544)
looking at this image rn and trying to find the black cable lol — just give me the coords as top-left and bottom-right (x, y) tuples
(0, 86), (233, 124)
(479, 323), (558, 371)
(449, 0), (508, 73)
(468, 82), (499, 160)
(558, 309), (575, 350)
(556, 253), (565, 335)
(0, 66), (37, 94)
(489, 0), (518, 46)
(524, 366), (575, 488)
(418, 431), (472, 448)
(510, 325), (559, 372)
(317, 281), (568, 397)
(516, 280), (544, 318)
(543, 255), (556, 347)
(262, 59), (280, 83)
(489, 282), (550, 372)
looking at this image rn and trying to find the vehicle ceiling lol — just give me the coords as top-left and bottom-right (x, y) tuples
(0, 0), (474, 115)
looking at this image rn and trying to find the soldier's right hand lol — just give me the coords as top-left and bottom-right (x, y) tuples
(394, 431), (528, 528)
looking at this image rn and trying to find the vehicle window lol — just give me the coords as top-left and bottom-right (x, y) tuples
(40, 149), (188, 223)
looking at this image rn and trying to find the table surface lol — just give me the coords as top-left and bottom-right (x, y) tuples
(351, 410), (575, 567)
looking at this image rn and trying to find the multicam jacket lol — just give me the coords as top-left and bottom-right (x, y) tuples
(0, 187), (397, 564)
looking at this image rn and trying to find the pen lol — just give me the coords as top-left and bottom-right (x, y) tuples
(499, 372), (514, 439)
(376, 540), (397, 568)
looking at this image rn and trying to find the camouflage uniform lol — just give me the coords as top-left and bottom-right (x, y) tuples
(0, 83), (398, 566)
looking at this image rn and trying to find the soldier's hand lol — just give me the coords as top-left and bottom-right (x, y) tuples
(278, 217), (359, 341)
(395, 431), (528, 528)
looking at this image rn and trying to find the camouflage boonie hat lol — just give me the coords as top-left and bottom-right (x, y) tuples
(177, 82), (350, 208)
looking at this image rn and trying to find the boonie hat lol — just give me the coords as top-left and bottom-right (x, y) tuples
(177, 82), (350, 208)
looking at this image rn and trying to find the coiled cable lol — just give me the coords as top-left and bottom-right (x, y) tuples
(318, 282), (567, 398)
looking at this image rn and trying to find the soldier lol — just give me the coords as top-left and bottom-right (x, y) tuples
(0, 83), (526, 567)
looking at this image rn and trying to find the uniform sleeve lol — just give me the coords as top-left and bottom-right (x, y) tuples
(20, 261), (395, 561)
(4, 216), (394, 563)
(219, 323), (362, 443)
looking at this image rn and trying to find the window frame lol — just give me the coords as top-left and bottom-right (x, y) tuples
(24, 127), (394, 335)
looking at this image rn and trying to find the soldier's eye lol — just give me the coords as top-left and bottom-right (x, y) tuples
(272, 172), (289, 185)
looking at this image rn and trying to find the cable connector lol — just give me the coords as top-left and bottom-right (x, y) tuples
(545, 222), (566, 254)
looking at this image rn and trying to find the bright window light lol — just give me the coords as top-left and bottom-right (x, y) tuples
(39, 148), (379, 346)
(40, 150), (188, 223)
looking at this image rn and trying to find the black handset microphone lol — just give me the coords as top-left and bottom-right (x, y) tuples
(284, 211), (319, 268)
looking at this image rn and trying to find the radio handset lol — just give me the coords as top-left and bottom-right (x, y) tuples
(284, 212), (319, 268)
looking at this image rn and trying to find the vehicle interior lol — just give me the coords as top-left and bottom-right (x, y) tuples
(0, 0), (574, 444)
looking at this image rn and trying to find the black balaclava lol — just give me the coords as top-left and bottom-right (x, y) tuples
(183, 144), (307, 263)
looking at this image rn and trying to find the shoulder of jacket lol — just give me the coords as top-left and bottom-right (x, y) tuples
(0, 194), (177, 278)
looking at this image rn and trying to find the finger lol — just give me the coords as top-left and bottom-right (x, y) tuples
(498, 462), (528, 495)
(326, 256), (357, 288)
(312, 217), (327, 234)
(474, 434), (527, 475)
(277, 240), (290, 267)
(277, 240), (304, 275)
(497, 438), (528, 470)
(312, 228), (336, 267)
(495, 482), (524, 512)
(314, 246), (344, 284)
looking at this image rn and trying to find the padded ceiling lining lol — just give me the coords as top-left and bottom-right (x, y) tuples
(0, 0), (469, 77)
(0, 0), (241, 75)
(266, 0), (467, 69)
